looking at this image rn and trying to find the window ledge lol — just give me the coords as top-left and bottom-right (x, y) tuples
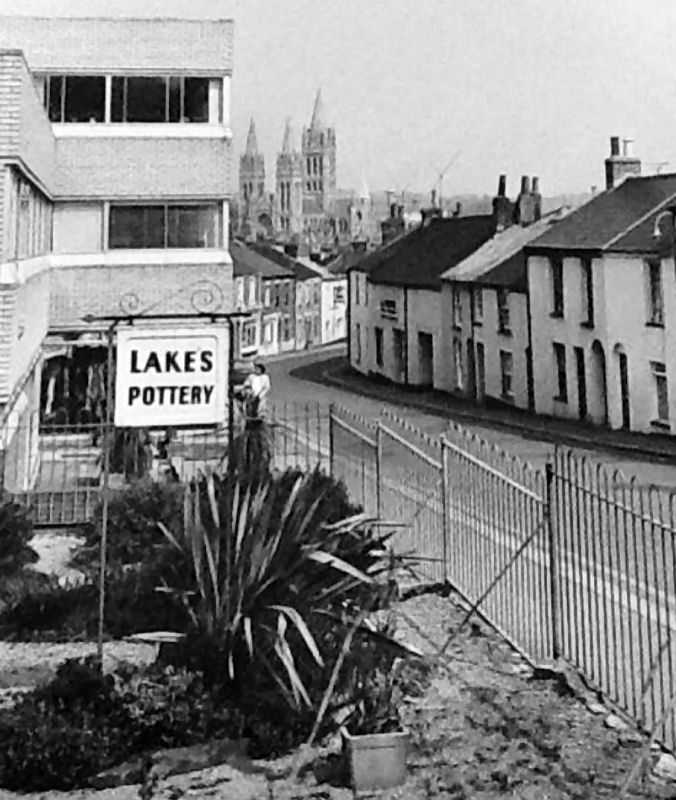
(646, 321), (665, 329)
(50, 249), (231, 269)
(651, 419), (671, 431)
(550, 311), (564, 320)
(498, 327), (512, 337)
(52, 122), (232, 140)
(472, 320), (483, 327)
(580, 320), (594, 329)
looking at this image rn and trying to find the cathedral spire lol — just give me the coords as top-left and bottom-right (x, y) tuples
(281, 117), (292, 153)
(309, 89), (325, 131)
(358, 172), (370, 201)
(244, 117), (259, 154)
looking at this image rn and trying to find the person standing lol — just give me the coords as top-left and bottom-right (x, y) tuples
(242, 361), (271, 419)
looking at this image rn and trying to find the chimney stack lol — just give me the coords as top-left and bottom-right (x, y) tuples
(605, 135), (641, 189)
(514, 174), (536, 226)
(531, 176), (542, 222)
(431, 188), (437, 208)
(492, 174), (512, 232)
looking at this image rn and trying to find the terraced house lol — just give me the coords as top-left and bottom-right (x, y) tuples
(0, 15), (234, 461)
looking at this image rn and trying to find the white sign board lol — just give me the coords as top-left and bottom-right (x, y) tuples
(114, 327), (228, 428)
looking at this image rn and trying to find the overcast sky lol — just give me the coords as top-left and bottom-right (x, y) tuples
(0, 0), (674, 197)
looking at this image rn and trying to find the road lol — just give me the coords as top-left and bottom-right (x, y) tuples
(267, 347), (676, 489)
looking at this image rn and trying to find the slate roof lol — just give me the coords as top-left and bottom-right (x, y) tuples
(363, 216), (497, 290)
(528, 173), (676, 254)
(443, 209), (571, 291)
(246, 242), (320, 281)
(230, 241), (293, 279)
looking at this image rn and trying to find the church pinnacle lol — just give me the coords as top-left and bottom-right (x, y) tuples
(244, 117), (259, 155)
(310, 89), (325, 131)
(281, 117), (292, 153)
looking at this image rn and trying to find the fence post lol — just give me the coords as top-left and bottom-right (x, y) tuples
(440, 435), (450, 583)
(328, 403), (335, 478)
(545, 461), (560, 661)
(375, 421), (383, 519)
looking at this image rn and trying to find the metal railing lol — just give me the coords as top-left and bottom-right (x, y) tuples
(3, 398), (676, 751)
(328, 403), (676, 753)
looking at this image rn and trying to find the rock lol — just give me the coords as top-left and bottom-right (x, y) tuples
(604, 713), (631, 732)
(619, 729), (644, 747)
(587, 702), (606, 715)
(654, 753), (676, 782)
(91, 738), (252, 789)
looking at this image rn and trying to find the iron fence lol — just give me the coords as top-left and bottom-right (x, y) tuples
(329, 403), (676, 753)
(3, 397), (676, 752)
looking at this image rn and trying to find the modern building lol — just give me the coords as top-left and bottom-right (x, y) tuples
(526, 137), (676, 434)
(0, 16), (235, 432)
(349, 210), (496, 387)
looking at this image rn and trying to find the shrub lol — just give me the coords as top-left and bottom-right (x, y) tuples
(0, 501), (37, 577)
(75, 479), (184, 573)
(0, 657), (242, 792)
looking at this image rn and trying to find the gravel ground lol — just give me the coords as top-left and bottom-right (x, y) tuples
(1, 590), (673, 799)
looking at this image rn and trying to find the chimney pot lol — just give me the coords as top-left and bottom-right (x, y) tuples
(531, 176), (540, 195)
(498, 174), (507, 197)
(520, 175), (531, 195)
(623, 138), (635, 157)
(431, 188), (437, 208)
(591, 185), (598, 196)
(610, 136), (620, 157)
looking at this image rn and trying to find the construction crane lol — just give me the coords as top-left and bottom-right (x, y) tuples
(645, 162), (670, 175)
(430, 150), (461, 214)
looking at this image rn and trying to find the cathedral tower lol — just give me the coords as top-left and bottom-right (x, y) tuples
(301, 89), (337, 211)
(238, 117), (269, 236)
(275, 118), (303, 242)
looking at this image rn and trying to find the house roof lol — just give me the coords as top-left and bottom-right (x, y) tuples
(230, 241), (293, 279)
(363, 216), (497, 290)
(443, 209), (571, 291)
(527, 173), (676, 254)
(246, 241), (320, 281)
(327, 248), (369, 274)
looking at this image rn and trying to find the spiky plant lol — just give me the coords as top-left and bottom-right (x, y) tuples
(157, 467), (397, 710)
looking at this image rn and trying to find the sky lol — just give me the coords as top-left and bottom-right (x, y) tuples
(1, 0), (675, 197)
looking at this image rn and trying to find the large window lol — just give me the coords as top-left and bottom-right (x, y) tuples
(47, 76), (105, 122)
(109, 204), (220, 249)
(111, 76), (210, 123)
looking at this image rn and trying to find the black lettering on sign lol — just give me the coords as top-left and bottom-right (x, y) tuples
(184, 351), (196, 372)
(200, 351), (213, 372)
(165, 351), (180, 372)
(179, 386), (190, 404)
(142, 387), (154, 405)
(129, 386), (141, 405)
(203, 385), (214, 403)
(130, 351), (141, 373)
(144, 352), (161, 373)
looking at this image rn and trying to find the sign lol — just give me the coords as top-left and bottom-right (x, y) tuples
(114, 327), (228, 428)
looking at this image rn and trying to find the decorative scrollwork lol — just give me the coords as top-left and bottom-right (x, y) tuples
(119, 292), (141, 315)
(190, 280), (224, 314)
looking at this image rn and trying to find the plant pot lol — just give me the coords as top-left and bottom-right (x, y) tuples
(341, 727), (409, 792)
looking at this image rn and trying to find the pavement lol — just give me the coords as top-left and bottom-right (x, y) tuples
(291, 353), (676, 466)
